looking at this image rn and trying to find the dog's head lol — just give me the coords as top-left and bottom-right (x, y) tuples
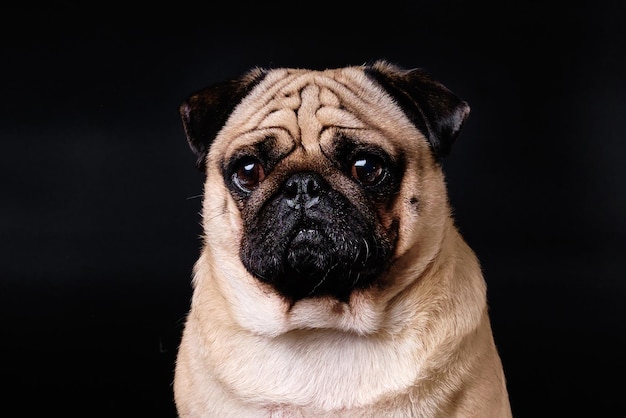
(180, 61), (469, 334)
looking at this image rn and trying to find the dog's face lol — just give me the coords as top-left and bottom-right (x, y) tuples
(226, 132), (400, 302)
(180, 61), (469, 333)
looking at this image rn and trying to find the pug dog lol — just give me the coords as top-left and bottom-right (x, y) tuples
(173, 60), (512, 417)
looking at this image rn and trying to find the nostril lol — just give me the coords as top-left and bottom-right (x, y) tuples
(306, 178), (320, 196)
(283, 172), (328, 209)
(284, 179), (298, 199)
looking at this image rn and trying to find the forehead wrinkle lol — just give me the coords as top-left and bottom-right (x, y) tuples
(314, 75), (379, 115)
(297, 83), (323, 151)
(287, 72), (373, 152)
(320, 69), (423, 148)
(312, 73), (387, 134)
(234, 72), (320, 146)
(229, 71), (304, 135)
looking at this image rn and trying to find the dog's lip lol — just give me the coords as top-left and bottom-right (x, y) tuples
(290, 227), (323, 246)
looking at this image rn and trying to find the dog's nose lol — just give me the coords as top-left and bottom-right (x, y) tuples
(284, 172), (326, 209)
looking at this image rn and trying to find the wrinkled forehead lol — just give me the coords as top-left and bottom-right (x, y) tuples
(224, 67), (413, 140)
(250, 67), (377, 107)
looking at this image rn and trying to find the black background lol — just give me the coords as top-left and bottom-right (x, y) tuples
(2, 3), (625, 417)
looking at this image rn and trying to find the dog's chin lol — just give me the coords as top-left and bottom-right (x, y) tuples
(242, 226), (389, 303)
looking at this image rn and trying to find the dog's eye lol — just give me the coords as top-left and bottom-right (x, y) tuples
(351, 155), (385, 186)
(233, 158), (265, 192)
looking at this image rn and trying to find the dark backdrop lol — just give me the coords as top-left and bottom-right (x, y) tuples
(2, 3), (625, 417)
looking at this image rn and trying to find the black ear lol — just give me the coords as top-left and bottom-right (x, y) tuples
(364, 60), (470, 159)
(179, 68), (267, 171)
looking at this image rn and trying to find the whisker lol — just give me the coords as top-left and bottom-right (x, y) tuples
(205, 211), (232, 222)
(362, 238), (370, 265)
(307, 261), (339, 296)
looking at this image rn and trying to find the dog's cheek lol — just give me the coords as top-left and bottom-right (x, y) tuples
(377, 191), (404, 233)
(202, 177), (246, 253)
(237, 196), (290, 277)
(396, 164), (450, 260)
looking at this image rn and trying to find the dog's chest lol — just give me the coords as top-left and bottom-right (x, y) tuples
(216, 331), (423, 411)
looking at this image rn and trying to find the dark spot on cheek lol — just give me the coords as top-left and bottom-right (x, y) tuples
(410, 196), (419, 210)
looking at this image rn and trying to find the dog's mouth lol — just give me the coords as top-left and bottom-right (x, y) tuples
(239, 181), (396, 302)
(286, 227), (331, 279)
(290, 227), (324, 247)
(283, 225), (365, 301)
(242, 216), (391, 302)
